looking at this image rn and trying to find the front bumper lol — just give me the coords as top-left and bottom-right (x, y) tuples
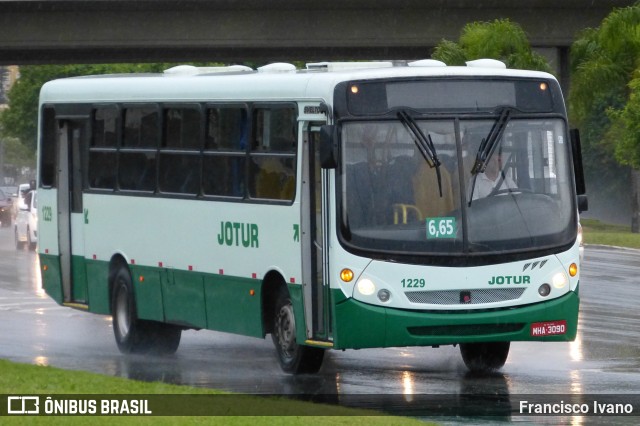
(331, 287), (579, 349)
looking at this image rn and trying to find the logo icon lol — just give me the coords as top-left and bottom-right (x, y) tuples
(7, 396), (40, 414)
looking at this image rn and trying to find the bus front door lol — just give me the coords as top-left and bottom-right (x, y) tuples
(301, 123), (332, 343)
(56, 119), (89, 305)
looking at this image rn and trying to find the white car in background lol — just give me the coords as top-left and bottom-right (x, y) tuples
(12, 183), (31, 220)
(15, 190), (37, 250)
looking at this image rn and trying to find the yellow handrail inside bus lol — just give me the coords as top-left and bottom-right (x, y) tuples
(393, 204), (423, 224)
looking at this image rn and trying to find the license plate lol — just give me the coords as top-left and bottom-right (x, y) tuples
(530, 320), (567, 336)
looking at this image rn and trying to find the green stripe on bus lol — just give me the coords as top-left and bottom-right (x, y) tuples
(43, 255), (265, 338)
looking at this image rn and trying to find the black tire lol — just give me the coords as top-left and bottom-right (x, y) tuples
(271, 287), (324, 374)
(15, 228), (25, 250)
(111, 265), (181, 355)
(460, 341), (510, 372)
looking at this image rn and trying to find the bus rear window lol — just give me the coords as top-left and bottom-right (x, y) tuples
(40, 106), (57, 187)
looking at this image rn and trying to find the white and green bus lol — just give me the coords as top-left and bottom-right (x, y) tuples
(37, 59), (587, 373)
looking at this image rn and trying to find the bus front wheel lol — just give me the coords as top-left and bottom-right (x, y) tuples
(460, 341), (510, 372)
(272, 288), (324, 374)
(111, 265), (181, 355)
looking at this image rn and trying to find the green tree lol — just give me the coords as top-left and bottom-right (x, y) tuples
(570, 5), (640, 231)
(0, 63), (177, 152)
(432, 19), (551, 72)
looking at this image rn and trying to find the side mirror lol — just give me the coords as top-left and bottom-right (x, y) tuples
(570, 129), (588, 212)
(320, 125), (338, 169)
(577, 194), (588, 213)
(570, 129), (586, 196)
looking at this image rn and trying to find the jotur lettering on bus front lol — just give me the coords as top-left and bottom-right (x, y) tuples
(217, 221), (259, 248)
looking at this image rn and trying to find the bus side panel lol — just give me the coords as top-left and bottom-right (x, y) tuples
(39, 254), (63, 305)
(331, 289), (579, 349)
(288, 283), (308, 345)
(37, 188), (63, 304)
(130, 265), (165, 322)
(205, 275), (263, 337)
(71, 254), (88, 302)
(331, 289), (387, 349)
(162, 270), (207, 329)
(85, 259), (110, 314)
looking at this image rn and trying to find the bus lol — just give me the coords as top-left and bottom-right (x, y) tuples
(37, 59), (587, 374)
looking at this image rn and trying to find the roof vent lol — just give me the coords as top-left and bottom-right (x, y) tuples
(465, 59), (507, 69)
(164, 64), (253, 76)
(408, 59), (446, 67)
(306, 61), (393, 72)
(164, 65), (199, 75)
(257, 63), (296, 73)
(197, 65), (253, 74)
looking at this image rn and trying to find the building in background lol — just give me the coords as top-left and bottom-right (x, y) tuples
(0, 66), (19, 108)
(1, 66), (26, 185)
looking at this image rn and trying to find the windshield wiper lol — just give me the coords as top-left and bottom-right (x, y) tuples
(468, 107), (513, 205)
(397, 110), (443, 197)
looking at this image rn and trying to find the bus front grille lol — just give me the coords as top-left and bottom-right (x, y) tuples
(405, 288), (525, 305)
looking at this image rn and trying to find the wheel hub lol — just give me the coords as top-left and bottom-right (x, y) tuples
(276, 304), (297, 358)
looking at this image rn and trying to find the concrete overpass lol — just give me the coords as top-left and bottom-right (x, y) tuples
(0, 0), (636, 89)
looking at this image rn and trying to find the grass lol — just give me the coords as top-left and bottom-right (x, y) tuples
(0, 359), (427, 425)
(581, 218), (640, 249)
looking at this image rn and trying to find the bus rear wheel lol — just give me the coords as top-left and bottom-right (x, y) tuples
(460, 341), (510, 372)
(111, 265), (182, 355)
(272, 288), (324, 374)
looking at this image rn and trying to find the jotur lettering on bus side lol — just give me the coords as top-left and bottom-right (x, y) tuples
(217, 221), (259, 248)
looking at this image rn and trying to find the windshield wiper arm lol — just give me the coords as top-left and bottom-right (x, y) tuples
(397, 110), (443, 197)
(468, 107), (512, 205)
(471, 107), (512, 175)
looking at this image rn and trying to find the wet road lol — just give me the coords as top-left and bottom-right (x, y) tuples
(1, 226), (639, 419)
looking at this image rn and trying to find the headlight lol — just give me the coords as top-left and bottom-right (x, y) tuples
(552, 272), (568, 289)
(356, 278), (376, 296)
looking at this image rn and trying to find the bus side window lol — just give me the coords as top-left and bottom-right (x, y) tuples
(159, 107), (201, 195)
(250, 106), (297, 201)
(203, 107), (247, 198)
(120, 106), (158, 192)
(89, 107), (118, 190)
(40, 107), (57, 188)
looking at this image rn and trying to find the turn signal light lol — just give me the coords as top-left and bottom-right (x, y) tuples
(340, 268), (354, 282)
(569, 263), (578, 277)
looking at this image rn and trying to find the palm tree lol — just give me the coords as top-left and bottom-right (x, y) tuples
(432, 19), (551, 72)
(570, 5), (640, 232)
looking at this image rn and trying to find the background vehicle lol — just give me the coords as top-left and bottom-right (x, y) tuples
(1, 186), (18, 198)
(12, 183), (32, 221)
(15, 190), (37, 250)
(0, 188), (13, 228)
(37, 60), (587, 374)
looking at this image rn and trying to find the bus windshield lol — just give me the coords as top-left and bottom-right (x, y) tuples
(339, 116), (576, 258)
